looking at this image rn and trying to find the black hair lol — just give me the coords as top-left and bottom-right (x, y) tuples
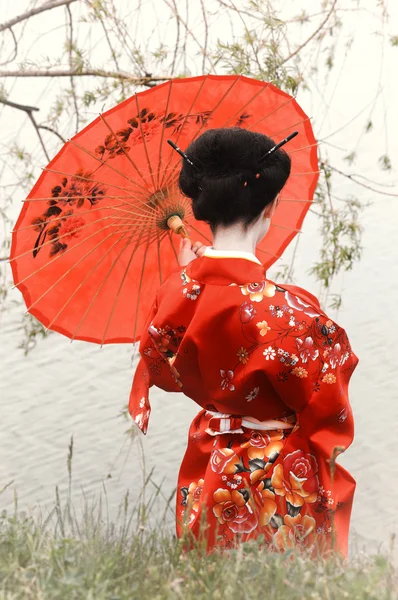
(178, 128), (291, 230)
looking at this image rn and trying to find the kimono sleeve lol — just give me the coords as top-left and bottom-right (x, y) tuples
(252, 296), (358, 553)
(128, 289), (183, 435)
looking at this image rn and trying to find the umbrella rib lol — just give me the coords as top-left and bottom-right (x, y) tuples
(159, 75), (210, 190)
(167, 231), (179, 263)
(157, 230), (163, 286)
(161, 75), (242, 189)
(22, 194), (146, 203)
(23, 219), (128, 311)
(14, 202), (153, 234)
(42, 167), (151, 199)
(12, 214), (122, 263)
(11, 212), (138, 263)
(288, 143), (318, 154)
(71, 228), (142, 343)
(132, 228), (153, 343)
(256, 247), (279, 258)
(13, 219), (126, 288)
(68, 138), (155, 199)
(45, 227), (134, 331)
(262, 118), (312, 138)
(184, 220), (212, 244)
(290, 171), (320, 177)
(221, 82), (271, 128)
(100, 224), (147, 346)
(242, 97), (295, 132)
(156, 79), (173, 190)
(99, 114), (151, 192)
(134, 94), (157, 192)
(272, 224), (302, 233)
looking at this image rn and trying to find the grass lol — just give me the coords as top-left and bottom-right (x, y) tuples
(0, 439), (397, 599)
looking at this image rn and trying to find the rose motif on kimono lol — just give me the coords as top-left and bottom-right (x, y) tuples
(213, 489), (258, 534)
(239, 301), (257, 323)
(285, 291), (320, 318)
(220, 369), (235, 391)
(253, 482), (277, 526)
(187, 479), (204, 512)
(296, 337), (319, 363)
(241, 280), (276, 303)
(271, 450), (319, 507)
(273, 514), (316, 550)
(245, 441), (284, 485)
(210, 448), (241, 475)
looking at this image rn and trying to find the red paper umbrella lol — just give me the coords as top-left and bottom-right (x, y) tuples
(10, 75), (318, 344)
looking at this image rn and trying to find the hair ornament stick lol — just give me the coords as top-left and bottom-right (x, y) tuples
(167, 139), (200, 171)
(259, 130), (299, 163)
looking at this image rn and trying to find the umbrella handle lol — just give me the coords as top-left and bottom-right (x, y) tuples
(167, 215), (190, 239)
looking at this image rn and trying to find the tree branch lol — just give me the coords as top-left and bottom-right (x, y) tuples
(0, 69), (170, 84)
(326, 163), (398, 197)
(280, 0), (338, 66)
(0, 98), (50, 161)
(0, 0), (79, 33)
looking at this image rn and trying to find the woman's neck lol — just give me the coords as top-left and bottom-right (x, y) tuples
(212, 223), (260, 255)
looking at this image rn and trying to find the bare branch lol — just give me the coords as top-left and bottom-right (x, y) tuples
(0, 69), (170, 84)
(66, 3), (80, 133)
(0, 0), (79, 33)
(37, 124), (67, 144)
(280, 0), (338, 65)
(0, 98), (50, 161)
(326, 163), (398, 197)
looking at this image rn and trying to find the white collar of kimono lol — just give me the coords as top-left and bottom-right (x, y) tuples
(203, 247), (262, 265)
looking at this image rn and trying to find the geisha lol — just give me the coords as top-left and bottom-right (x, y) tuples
(129, 127), (358, 555)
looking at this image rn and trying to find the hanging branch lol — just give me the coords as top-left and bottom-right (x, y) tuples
(0, 98), (50, 162)
(0, 0), (79, 32)
(0, 69), (170, 84)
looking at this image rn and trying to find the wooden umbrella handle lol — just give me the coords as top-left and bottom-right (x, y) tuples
(167, 215), (190, 239)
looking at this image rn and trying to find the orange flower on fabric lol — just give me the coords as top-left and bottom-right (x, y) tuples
(271, 450), (319, 507)
(253, 482), (277, 526)
(237, 347), (249, 364)
(273, 514), (317, 550)
(256, 320), (271, 336)
(241, 280), (276, 303)
(291, 367), (308, 378)
(244, 439), (284, 485)
(187, 479), (204, 512)
(322, 373), (337, 384)
(213, 489), (258, 534)
(210, 448), (241, 475)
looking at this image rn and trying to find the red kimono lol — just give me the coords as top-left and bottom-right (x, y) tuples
(129, 248), (358, 555)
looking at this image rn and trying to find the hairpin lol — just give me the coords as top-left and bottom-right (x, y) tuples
(167, 139), (200, 171)
(258, 130), (299, 163)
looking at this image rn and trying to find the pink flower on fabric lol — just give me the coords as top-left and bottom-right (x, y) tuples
(328, 343), (342, 369)
(285, 291), (320, 318)
(296, 337), (319, 363)
(220, 369), (235, 391)
(239, 301), (257, 323)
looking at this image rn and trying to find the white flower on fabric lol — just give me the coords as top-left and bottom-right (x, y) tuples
(328, 498), (334, 505)
(322, 362), (329, 373)
(139, 397), (146, 409)
(289, 318), (295, 327)
(269, 305), (275, 310)
(263, 346), (276, 361)
(276, 310), (284, 318)
(246, 386), (260, 402)
(277, 348), (284, 356)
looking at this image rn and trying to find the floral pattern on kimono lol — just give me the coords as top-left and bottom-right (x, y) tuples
(129, 251), (358, 555)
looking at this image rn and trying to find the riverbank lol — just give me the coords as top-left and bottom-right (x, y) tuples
(0, 487), (396, 600)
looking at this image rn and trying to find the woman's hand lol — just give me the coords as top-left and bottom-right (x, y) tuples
(178, 238), (207, 266)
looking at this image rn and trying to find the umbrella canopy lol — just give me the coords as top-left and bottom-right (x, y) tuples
(10, 74), (318, 345)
